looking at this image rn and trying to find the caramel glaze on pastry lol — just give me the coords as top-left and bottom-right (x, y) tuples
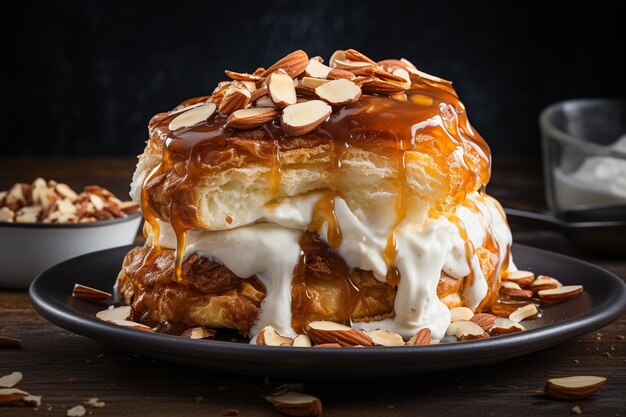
(119, 49), (514, 340)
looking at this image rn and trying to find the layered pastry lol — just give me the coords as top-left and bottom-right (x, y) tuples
(117, 49), (516, 342)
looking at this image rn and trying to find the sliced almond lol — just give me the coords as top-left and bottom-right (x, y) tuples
(22, 395), (42, 407)
(361, 78), (406, 95)
(500, 281), (534, 299)
(332, 58), (374, 71)
(305, 59), (331, 79)
(96, 305), (131, 322)
(0, 207), (14, 222)
(84, 397), (106, 408)
(180, 327), (215, 340)
(255, 95), (278, 108)
(327, 68), (355, 80)
(268, 69), (297, 108)
(503, 270), (535, 288)
(411, 67), (451, 84)
(169, 102), (217, 131)
(313, 343), (342, 348)
(450, 307), (474, 322)
(224, 70), (263, 82)
(110, 319), (154, 332)
(314, 78), (361, 105)
(0, 336), (21, 348)
(305, 321), (372, 347)
(300, 77), (330, 90)
(118, 201), (140, 214)
(545, 376), (606, 400)
(226, 107), (279, 129)
(67, 404), (87, 417)
(530, 276), (563, 292)
(292, 334), (312, 347)
(0, 372), (23, 388)
(445, 320), (489, 341)
(250, 86), (268, 103)
(368, 329), (404, 347)
(281, 100), (332, 137)
(391, 68), (411, 88)
(262, 50), (309, 78)
(218, 83), (251, 115)
(72, 284), (111, 303)
(406, 328), (432, 346)
(256, 326), (293, 347)
(538, 285), (583, 304)
(470, 313), (497, 331)
(490, 319), (526, 335)
(263, 392), (322, 417)
(343, 48), (377, 65)
(0, 388), (29, 405)
(328, 50), (346, 68)
(509, 303), (538, 323)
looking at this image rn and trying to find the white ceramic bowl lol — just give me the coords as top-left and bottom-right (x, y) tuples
(0, 213), (142, 289)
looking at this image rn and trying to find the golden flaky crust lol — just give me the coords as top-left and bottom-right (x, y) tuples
(118, 244), (499, 334)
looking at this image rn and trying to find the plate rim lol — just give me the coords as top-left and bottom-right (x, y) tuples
(28, 243), (626, 376)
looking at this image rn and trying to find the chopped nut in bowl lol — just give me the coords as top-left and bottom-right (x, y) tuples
(0, 178), (141, 289)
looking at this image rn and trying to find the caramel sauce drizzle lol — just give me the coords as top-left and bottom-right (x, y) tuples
(138, 63), (499, 327)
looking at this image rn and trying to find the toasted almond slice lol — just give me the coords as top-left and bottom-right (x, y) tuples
(490, 321), (525, 335)
(411, 67), (452, 84)
(500, 281), (534, 299)
(281, 100), (332, 137)
(470, 313), (497, 331)
(96, 305), (131, 322)
(256, 326), (293, 347)
(392, 68), (411, 88)
(445, 320), (489, 341)
(329, 50), (346, 67)
(400, 57), (418, 73)
(268, 69), (297, 108)
(250, 86), (268, 103)
(292, 334), (312, 347)
(84, 397), (106, 407)
(450, 307), (474, 322)
(546, 376), (606, 400)
(0, 388), (29, 405)
(391, 93), (408, 102)
(224, 70), (263, 82)
(509, 303), (538, 323)
(22, 394), (42, 407)
(361, 78), (406, 95)
(300, 77), (330, 89)
(0, 336), (21, 348)
(332, 58), (374, 71)
(410, 94), (434, 106)
(55, 183), (78, 201)
(169, 102), (217, 131)
(67, 404), (87, 417)
(314, 79), (361, 105)
(406, 328), (432, 346)
(530, 276), (563, 292)
(310, 56), (324, 63)
(503, 270), (535, 287)
(0, 372), (22, 388)
(226, 107), (279, 129)
(180, 327), (215, 340)
(350, 66), (376, 77)
(262, 50), (309, 78)
(254, 95), (277, 109)
(305, 60), (331, 79)
(305, 321), (373, 347)
(0, 207), (14, 222)
(538, 285), (583, 304)
(344, 48), (377, 65)
(72, 284), (111, 303)
(218, 83), (251, 115)
(313, 343), (342, 348)
(368, 329), (404, 347)
(264, 392), (322, 417)
(118, 201), (139, 214)
(327, 68), (355, 80)
(110, 319), (154, 332)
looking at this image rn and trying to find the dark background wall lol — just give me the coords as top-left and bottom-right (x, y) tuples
(2, 0), (624, 157)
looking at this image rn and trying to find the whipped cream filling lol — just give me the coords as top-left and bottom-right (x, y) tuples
(149, 192), (512, 341)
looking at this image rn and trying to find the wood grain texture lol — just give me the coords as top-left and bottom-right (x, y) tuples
(1, 158), (624, 417)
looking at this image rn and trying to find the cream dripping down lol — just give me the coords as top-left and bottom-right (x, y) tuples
(148, 192), (513, 340)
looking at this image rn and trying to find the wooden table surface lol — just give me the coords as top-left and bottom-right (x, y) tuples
(1, 157), (624, 417)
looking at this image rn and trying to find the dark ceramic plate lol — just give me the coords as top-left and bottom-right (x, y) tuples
(29, 244), (626, 377)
